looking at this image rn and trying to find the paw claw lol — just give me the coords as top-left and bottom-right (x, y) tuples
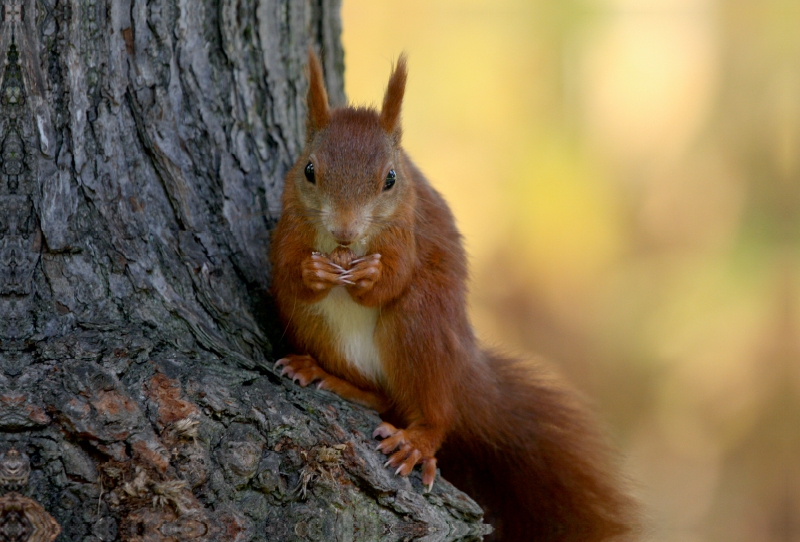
(422, 458), (438, 489)
(373, 422), (397, 439)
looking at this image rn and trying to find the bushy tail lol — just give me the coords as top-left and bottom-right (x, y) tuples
(438, 353), (639, 542)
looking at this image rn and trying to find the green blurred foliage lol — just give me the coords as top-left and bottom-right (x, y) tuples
(342, 0), (800, 540)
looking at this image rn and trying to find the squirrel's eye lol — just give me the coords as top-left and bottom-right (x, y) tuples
(304, 162), (316, 184)
(383, 169), (396, 191)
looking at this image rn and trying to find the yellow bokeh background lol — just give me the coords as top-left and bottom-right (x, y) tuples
(342, 0), (799, 540)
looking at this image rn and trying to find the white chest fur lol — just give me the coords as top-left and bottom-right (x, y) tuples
(311, 229), (384, 384)
(310, 286), (385, 384)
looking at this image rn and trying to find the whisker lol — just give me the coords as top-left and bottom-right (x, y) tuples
(280, 296), (297, 345)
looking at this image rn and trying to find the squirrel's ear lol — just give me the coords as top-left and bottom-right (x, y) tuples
(307, 48), (331, 138)
(379, 54), (407, 139)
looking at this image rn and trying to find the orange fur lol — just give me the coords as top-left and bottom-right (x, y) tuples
(270, 51), (638, 541)
(379, 54), (407, 139)
(306, 48), (331, 139)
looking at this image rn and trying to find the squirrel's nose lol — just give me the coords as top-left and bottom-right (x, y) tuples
(331, 229), (357, 246)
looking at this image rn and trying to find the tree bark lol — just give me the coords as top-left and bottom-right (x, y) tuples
(0, 0), (488, 540)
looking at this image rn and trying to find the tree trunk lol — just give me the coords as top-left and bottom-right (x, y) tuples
(0, 0), (488, 540)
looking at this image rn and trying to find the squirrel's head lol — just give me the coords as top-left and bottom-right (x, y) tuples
(290, 49), (413, 252)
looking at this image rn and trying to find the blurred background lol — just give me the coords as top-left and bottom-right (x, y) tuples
(341, 0), (799, 540)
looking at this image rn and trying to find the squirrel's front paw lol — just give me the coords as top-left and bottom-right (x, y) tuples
(373, 421), (438, 491)
(345, 254), (382, 296)
(301, 253), (350, 293)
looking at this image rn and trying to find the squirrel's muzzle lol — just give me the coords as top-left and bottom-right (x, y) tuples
(331, 228), (358, 246)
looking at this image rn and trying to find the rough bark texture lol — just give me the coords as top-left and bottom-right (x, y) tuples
(0, 0), (489, 540)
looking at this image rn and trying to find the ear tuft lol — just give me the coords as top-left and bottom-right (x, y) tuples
(307, 48), (331, 138)
(379, 53), (408, 138)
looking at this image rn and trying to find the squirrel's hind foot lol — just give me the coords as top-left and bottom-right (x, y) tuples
(373, 421), (438, 491)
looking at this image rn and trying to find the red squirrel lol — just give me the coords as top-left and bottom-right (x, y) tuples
(270, 50), (638, 541)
